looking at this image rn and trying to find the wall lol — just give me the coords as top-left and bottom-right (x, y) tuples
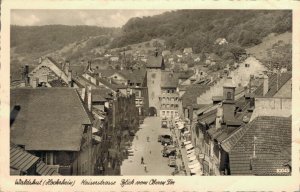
(147, 68), (162, 113)
(273, 78), (292, 98)
(250, 97), (291, 121)
(197, 56), (266, 104)
(29, 59), (69, 84)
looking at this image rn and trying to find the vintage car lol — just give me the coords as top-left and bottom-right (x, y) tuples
(161, 135), (173, 145)
(168, 155), (176, 167)
(162, 145), (176, 157)
(161, 118), (168, 128)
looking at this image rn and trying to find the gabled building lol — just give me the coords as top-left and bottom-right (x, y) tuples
(10, 143), (60, 176)
(146, 50), (165, 116)
(28, 57), (73, 88)
(10, 88), (94, 175)
(190, 71), (291, 175)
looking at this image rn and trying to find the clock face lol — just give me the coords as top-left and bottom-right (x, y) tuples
(151, 73), (156, 78)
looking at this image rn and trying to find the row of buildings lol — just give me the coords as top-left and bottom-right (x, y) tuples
(10, 49), (292, 176)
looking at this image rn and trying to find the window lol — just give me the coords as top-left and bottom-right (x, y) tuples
(162, 111), (165, 115)
(41, 152), (54, 165)
(171, 104), (174, 108)
(227, 92), (232, 100)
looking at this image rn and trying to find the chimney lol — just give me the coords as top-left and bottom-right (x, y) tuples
(155, 49), (158, 57)
(223, 77), (236, 101)
(249, 75), (254, 93)
(81, 87), (86, 100)
(64, 61), (70, 75)
(24, 65), (29, 86)
(68, 70), (73, 87)
(216, 106), (223, 129)
(38, 57), (42, 64)
(263, 75), (269, 96)
(87, 85), (92, 111)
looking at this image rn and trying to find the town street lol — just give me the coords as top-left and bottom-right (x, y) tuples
(120, 117), (174, 175)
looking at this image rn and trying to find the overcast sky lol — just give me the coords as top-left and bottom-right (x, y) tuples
(11, 10), (170, 27)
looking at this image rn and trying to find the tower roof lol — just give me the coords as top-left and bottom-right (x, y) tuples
(146, 55), (163, 68)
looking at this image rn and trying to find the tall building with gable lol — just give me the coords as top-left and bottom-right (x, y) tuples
(146, 50), (165, 116)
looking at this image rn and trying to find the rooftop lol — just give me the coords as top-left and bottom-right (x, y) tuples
(181, 85), (210, 108)
(10, 88), (92, 151)
(224, 116), (291, 175)
(146, 55), (164, 68)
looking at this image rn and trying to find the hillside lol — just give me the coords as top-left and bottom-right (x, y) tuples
(246, 32), (292, 70)
(11, 25), (120, 55)
(111, 10), (292, 53)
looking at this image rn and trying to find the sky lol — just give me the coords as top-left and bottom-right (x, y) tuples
(11, 10), (170, 28)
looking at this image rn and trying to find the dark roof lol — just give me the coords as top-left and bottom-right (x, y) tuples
(181, 85), (209, 108)
(73, 76), (98, 89)
(48, 79), (68, 87)
(226, 116), (291, 175)
(10, 143), (39, 173)
(96, 77), (118, 91)
(161, 72), (179, 88)
(119, 69), (146, 85)
(36, 161), (60, 176)
(254, 72), (292, 97)
(146, 55), (163, 68)
(94, 69), (118, 77)
(10, 88), (92, 151)
(92, 88), (113, 102)
(207, 127), (239, 142)
(178, 70), (194, 79)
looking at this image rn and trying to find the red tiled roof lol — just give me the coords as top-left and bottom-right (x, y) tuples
(10, 88), (92, 151)
(227, 116), (291, 175)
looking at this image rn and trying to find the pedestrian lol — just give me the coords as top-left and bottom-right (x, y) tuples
(141, 157), (144, 164)
(144, 164), (147, 172)
(149, 150), (151, 154)
(136, 135), (139, 140)
(147, 136), (150, 142)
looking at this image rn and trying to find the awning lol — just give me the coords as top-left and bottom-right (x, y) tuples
(184, 141), (192, 145)
(185, 144), (194, 150)
(183, 131), (190, 135)
(178, 123), (184, 130)
(187, 149), (195, 155)
(187, 152), (196, 158)
(188, 154), (197, 162)
(188, 161), (201, 169)
(190, 166), (202, 174)
(92, 127), (99, 133)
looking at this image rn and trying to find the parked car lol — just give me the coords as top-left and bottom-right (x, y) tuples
(161, 118), (168, 128)
(161, 135), (173, 145)
(163, 149), (176, 157)
(168, 155), (176, 167)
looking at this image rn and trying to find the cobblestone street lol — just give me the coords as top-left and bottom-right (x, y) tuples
(121, 117), (175, 175)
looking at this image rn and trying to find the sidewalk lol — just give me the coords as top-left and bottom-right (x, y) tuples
(171, 127), (191, 176)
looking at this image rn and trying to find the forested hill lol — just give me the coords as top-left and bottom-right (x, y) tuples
(110, 10), (292, 53)
(11, 25), (121, 55)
